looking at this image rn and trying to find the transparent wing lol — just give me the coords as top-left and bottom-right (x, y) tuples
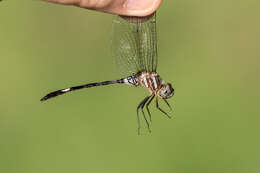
(111, 12), (158, 76)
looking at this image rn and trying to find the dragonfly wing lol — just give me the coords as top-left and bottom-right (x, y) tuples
(111, 12), (158, 76)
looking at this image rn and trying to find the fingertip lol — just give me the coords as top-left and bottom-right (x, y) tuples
(43, 0), (162, 17)
(100, 0), (162, 16)
(121, 0), (162, 16)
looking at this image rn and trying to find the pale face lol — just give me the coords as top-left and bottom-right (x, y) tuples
(158, 83), (174, 99)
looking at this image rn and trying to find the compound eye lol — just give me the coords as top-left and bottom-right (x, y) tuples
(159, 88), (168, 98)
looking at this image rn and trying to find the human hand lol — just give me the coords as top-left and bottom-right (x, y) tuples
(43, 0), (161, 16)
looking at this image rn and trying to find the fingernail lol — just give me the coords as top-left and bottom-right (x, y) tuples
(123, 0), (161, 16)
(123, 0), (141, 10)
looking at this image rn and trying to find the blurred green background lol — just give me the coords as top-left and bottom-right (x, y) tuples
(1, 0), (260, 173)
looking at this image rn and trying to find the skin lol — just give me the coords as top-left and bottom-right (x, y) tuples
(43, 0), (162, 16)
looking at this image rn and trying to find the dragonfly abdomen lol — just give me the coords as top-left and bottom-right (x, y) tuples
(123, 75), (139, 86)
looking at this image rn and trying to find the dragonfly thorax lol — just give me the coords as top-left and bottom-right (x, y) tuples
(122, 71), (173, 99)
(137, 71), (162, 92)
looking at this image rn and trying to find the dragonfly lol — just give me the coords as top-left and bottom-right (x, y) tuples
(40, 12), (174, 134)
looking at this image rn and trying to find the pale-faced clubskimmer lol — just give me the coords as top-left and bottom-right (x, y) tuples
(41, 12), (174, 134)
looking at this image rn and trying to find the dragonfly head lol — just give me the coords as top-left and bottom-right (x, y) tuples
(158, 83), (174, 99)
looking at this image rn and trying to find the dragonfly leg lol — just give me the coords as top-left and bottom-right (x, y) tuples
(163, 99), (173, 112)
(136, 105), (141, 135)
(137, 96), (151, 134)
(141, 96), (152, 133)
(156, 96), (171, 119)
(145, 94), (155, 122)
